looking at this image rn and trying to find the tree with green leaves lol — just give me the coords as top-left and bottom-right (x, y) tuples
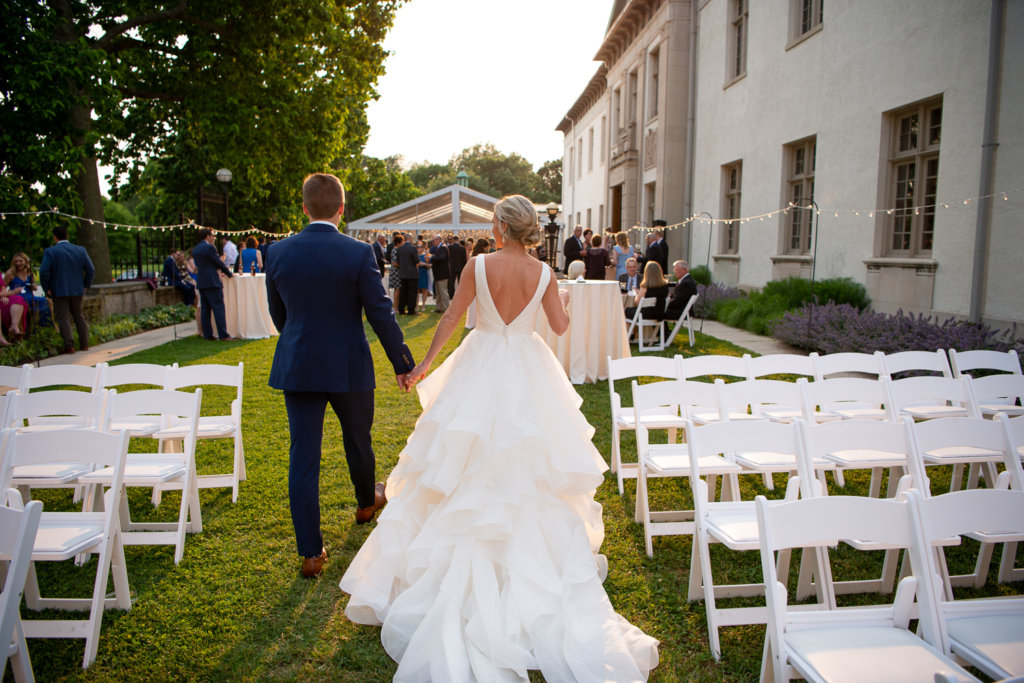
(1, 0), (403, 282)
(346, 155), (422, 222)
(406, 144), (561, 203)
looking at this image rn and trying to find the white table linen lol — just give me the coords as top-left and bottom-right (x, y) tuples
(196, 274), (278, 339)
(533, 280), (630, 384)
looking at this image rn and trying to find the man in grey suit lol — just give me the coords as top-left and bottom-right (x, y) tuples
(395, 234), (420, 315)
(40, 225), (95, 354)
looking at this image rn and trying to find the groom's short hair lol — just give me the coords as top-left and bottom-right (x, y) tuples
(302, 173), (345, 220)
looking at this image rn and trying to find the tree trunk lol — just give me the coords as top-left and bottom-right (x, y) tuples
(57, 0), (112, 283)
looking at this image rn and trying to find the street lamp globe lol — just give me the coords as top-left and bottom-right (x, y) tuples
(215, 168), (233, 184)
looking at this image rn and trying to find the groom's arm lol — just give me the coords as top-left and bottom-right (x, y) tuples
(358, 247), (415, 376)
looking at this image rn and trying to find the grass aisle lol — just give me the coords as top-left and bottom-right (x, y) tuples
(22, 319), (1021, 681)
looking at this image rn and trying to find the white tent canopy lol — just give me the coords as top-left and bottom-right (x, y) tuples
(347, 184), (498, 233)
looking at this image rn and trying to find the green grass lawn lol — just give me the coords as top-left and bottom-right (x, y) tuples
(18, 320), (1023, 681)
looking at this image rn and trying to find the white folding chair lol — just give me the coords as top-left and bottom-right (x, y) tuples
(904, 417), (1017, 591)
(968, 374), (1024, 418)
(680, 354), (751, 425)
(99, 363), (173, 437)
(755, 493), (977, 683)
(1, 429), (132, 669)
(802, 376), (893, 421)
(949, 349), (1021, 379)
(3, 390), (108, 504)
(0, 364), (28, 394)
(799, 419), (917, 597)
(909, 488), (1024, 680)
(631, 380), (742, 557)
(686, 419), (811, 660)
(880, 349), (953, 379)
(629, 297), (665, 352)
(83, 389), (203, 564)
(606, 355), (684, 494)
(995, 414), (1024, 583)
(18, 364), (104, 430)
(888, 375), (979, 421)
(156, 363), (244, 502)
(0, 499), (42, 682)
(662, 293), (698, 348)
(813, 351), (884, 380)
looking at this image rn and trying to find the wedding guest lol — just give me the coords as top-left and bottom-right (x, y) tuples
(0, 267), (27, 344)
(659, 260), (698, 321)
(563, 225), (584, 266)
(429, 234), (450, 313)
(612, 232), (634, 279)
(221, 236), (239, 270)
(582, 233), (613, 280)
(6, 251), (49, 327)
(389, 234), (404, 310)
(446, 233), (467, 299)
(618, 257), (640, 293)
(240, 236), (263, 273)
(172, 250), (197, 306)
(417, 243), (430, 312)
(488, 237), (497, 252)
(471, 238), (490, 257)
(396, 234), (420, 315)
(645, 224), (669, 275)
(193, 227), (235, 341)
(40, 224), (94, 353)
(372, 234), (387, 279)
(624, 261), (668, 320)
(582, 228), (593, 247)
(565, 260), (586, 280)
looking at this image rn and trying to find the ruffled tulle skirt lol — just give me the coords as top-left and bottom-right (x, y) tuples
(340, 329), (658, 682)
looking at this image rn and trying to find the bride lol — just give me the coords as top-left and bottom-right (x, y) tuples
(340, 195), (659, 682)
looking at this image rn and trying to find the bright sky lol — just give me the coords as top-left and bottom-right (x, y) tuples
(363, 0), (612, 171)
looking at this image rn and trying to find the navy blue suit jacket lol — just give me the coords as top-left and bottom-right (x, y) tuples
(192, 240), (233, 289)
(40, 241), (95, 297)
(265, 222), (414, 393)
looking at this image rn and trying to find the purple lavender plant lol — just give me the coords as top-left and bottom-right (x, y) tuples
(694, 282), (743, 319)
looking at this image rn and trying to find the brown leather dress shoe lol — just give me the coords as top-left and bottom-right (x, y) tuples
(301, 547), (327, 578)
(355, 482), (387, 524)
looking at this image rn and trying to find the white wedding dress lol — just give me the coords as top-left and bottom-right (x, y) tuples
(340, 257), (658, 682)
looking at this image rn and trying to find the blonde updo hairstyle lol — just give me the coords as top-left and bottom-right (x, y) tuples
(493, 194), (541, 247)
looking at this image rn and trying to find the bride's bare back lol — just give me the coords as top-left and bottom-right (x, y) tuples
(483, 250), (545, 325)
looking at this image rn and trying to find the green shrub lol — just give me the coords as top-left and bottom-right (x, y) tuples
(689, 264), (712, 286)
(762, 276), (870, 310)
(716, 292), (791, 336)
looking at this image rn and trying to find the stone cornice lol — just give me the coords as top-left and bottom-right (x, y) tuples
(595, 0), (667, 66)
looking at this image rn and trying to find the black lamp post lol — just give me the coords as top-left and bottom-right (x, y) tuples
(695, 211), (713, 333)
(544, 202), (560, 272)
(216, 168), (233, 230)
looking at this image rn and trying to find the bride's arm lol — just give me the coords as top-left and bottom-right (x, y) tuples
(541, 269), (570, 336)
(408, 256), (479, 382)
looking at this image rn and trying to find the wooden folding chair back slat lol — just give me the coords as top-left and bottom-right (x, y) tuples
(880, 349), (953, 379)
(21, 364), (102, 392)
(802, 376), (894, 421)
(970, 374), (1024, 417)
(0, 499), (42, 682)
(889, 375), (979, 421)
(100, 363), (172, 390)
(0, 364), (28, 394)
(747, 353), (818, 380)
(1, 428), (132, 669)
(679, 353), (750, 381)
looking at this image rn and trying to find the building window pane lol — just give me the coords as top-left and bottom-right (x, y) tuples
(722, 162), (742, 254)
(784, 137), (816, 254)
(885, 99), (941, 256)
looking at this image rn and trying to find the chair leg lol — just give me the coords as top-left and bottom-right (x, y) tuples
(697, 528), (724, 661)
(998, 541), (1023, 583)
(9, 617), (34, 681)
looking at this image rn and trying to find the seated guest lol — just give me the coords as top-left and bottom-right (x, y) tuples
(582, 234), (612, 280)
(172, 250), (197, 306)
(660, 260), (698, 321)
(6, 251), (50, 327)
(624, 261), (668, 321)
(240, 236), (263, 273)
(617, 257), (641, 293)
(565, 260), (586, 280)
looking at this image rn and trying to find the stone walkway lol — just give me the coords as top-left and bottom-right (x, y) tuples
(30, 316), (803, 370)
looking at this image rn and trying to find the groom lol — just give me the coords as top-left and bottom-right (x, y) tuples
(266, 173), (415, 578)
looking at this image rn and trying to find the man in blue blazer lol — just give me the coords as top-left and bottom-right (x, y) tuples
(192, 228), (235, 340)
(40, 224), (95, 354)
(266, 173), (416, 578)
